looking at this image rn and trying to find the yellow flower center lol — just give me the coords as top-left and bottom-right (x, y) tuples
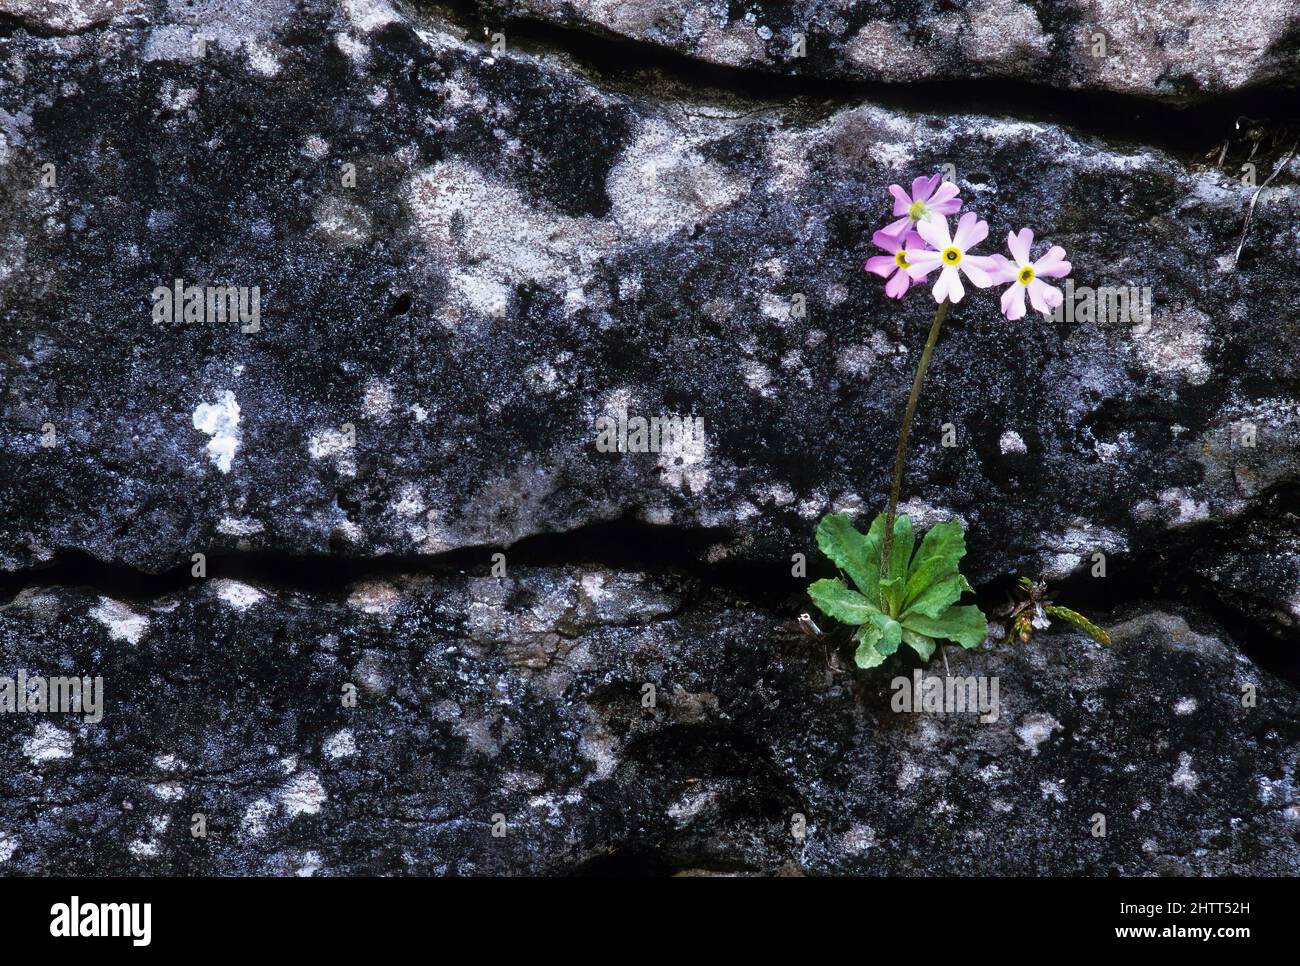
(1018, 265), (1035, 285)
(907, 200), (928, 221)
(942, 246), (962, 266)
(894, 250), (910, 269)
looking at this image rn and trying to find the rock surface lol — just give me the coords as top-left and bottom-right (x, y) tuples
(0, 573), (1296, 875)
(0, 0), (1297, 876)
(462, 0), (1300, 103)
(2, 0), (1298, 614)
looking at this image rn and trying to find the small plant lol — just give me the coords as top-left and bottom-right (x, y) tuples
(808, 512), (987, 668)
(807, 173), (1074, 670)
(994, 577), (1112, 647)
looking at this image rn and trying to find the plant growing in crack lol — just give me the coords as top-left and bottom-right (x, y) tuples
(992, 577), (1113, 647)
(808, 173), (1073, 670)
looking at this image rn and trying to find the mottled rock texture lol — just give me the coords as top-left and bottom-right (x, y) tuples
(0, 0), (1297, 875)
(1, 575), (1296, 875)
(463, 0), (1300, 104)
(2, 0), (1298, 605)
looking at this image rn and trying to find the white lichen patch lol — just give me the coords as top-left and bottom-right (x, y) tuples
(128, 837), (161, 858)
(657, 430), (711, 493)
(1130, 304), (1211, 384)
(606, 116), (747, 241)
(280, 770), (327, 818)
(896, 498), (961, 531)
(211, 578), (267, 611)
(840, 824), (877, 854)
(295, 851), (323, 877)
(406, 160), (617, 317)
(191, 391), (241, 473)
(961, 0), (1051, 65)
(845, 21), (938, 81)
(23, 722), (73, 763)
(217, 516), (265, 536)
(244, 40), (282, 77)
(1172, 752), (1199, 791)
(312, 196), (371, 248)
(346, 580), (401, 614)
(999, 430), (1027, 454)
(362, 379), (396, 421)
(1173, 697), (1198, 716)
(241, 798), (275, 839)
(306, 427), (357, 477)
(341, 0), (398, 32)
(1039, 778), (1067, 802)
(1015, 713), (1062, 755)
(0, 833), (17, 863)
(148, 782), (185, 801)
(89, 596), (150, 643)
(1039, 522), (1127, 580)
(322, 729), (356, 760)
(1133, 488), (1210, 527)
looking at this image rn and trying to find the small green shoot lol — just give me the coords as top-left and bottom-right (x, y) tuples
(1000, 577), (1112, 647)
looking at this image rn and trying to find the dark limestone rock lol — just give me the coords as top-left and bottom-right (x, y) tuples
(0, 573), (1295, 874)
(0, 0), (1297, 878)
(1, 0), (1298, 628)
(460, 0), (1300, 104)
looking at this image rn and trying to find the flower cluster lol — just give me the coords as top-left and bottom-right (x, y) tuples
(863, 173), (1070, 315)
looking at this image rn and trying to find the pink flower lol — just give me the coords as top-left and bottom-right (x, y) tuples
(989, 229), (1072, 320)
(864, 228), (930, 299)
(902, 213), (1000, 304)
(883, 174), (962, 237)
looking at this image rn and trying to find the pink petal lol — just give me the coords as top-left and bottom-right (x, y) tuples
(1027, 278), (1051, 314)
(1000, 283), (1027, 321)
(929, 182), (961, 214)
(930, 181), (959, 204)
(904, 229), (928, 250)
(984, 253), (1018, 285)
(952, 212), (987, 252)
(1033, 245), (1071, 278)
(881, 214), (912, 237)
(959, 257), (994, 288)
(889, 184), (911, 216)
(912, 174), (940, 204)
(865, 255), (897, 278)
(1007, 228), (1033, 266)
(871, 228), (904, 253)
(904, 249), (943, 279)
(884, 268), (911, 299)
(1031, 279), (1064, 310)
(916, 215), (951, 251)
(935, 265), (965, 304)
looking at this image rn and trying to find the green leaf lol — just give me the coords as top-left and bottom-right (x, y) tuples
(1045, 605), (1112, 647)
(879, 576), (904, 618)
(807, 578), (878, 625)
(903, 604), (988, 649)
(887, 515), (915, 586)
(869, 612), (903, 656)
(852, 624), (887, 668)
(815, 513), (885, 600)
(902, 571), (972, 621)
(903, 519), (967, 608)
(902, 629), (936, 662)
(873, 514), (915, 616)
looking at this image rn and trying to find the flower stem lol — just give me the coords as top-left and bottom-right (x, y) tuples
(880, 298), (949, 575)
